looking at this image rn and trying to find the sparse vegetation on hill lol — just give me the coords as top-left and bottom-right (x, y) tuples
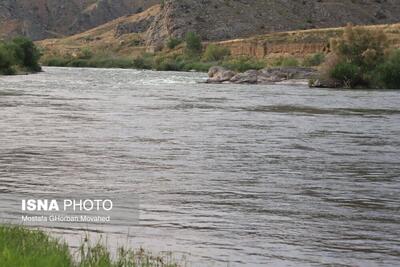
(0, 37), (41, 75)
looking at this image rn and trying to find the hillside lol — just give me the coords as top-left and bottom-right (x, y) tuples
(38, 13), (400, 62)
(4, 0), (400, 44)
(0, 0), (159, 40)
(38, 5), (161, 58)
(146, 0), (400, 46)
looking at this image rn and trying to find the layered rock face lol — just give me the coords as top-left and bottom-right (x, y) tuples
(0, 0), (159, 40)
(146, 0), (400, 46)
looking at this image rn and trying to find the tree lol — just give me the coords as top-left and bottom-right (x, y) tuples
(377, 50), (400, 89)
(185, 32), (202, 55)
(12, 37), (41, 71)
(330, 24), (388, 71)
(319, 24), (391, 88)
(166, 37), (182, 49)
(0, 44), (15, 74)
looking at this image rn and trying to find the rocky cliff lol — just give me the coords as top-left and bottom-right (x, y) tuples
(146, 0), (400, 46)
(0, 0), (159, 40)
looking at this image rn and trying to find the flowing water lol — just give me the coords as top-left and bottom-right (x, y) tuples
(0, 67), (399, 266)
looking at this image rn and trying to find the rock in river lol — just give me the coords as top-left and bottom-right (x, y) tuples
(207, 66), (317, 85)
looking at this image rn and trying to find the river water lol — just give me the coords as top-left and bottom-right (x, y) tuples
(0, 67), (399, 266)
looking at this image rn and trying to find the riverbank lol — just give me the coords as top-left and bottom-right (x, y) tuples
(40, 49), (308, 73)
(0, 225), (179, 267)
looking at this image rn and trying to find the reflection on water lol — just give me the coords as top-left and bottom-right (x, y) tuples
(0, 67), (399, 266)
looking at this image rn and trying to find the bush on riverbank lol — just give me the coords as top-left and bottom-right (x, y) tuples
(0, 225), (179, 267)
(202, 44), (230, 61)
(316, 24), (400, 89)
(0, 37), (41, 75)
(303, 53), (325, 67)
(376, 50), (400, 89)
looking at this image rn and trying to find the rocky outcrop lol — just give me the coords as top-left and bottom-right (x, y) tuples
(0, 0), (159, 40)
(146, 0), (400, 47)
(207, 66), (236, 83)
(207, 66), (317, 85)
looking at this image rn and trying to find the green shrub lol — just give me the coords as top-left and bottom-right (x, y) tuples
(330, 62), (361, 88)
(318, 24), (396, 88)
(0, 37), (41, 74)
(133, 53), (154, 69)
(331, 24), (388, 71)
(185, 32), (202, 55)
(43, 57), (71, 67)
(0, 45), (16, 74)
(303, 53), (325, 66)
(182, 61), (214, 72)
(270, 56), (299, 67)
(12, 37), (41, 71)
(280, 57), (299, 67)
(78, 47), (93, 60)
(66, 59), (89, 67)
(202, 44), (230, 61)
(166, 37), (182, 49)
(222, 57), (267, 72)
(153, 55), (183, 71)
(376, 50), (400, 89)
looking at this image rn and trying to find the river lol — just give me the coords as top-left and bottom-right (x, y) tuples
(0, 67), (399, 266)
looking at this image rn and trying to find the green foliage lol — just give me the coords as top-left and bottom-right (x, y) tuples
(181, 61), (213, 72)
(0, 45), (16, 74)
(0, 225), (72, 267)
(222, 57), (267, 72)
(320, 24), (399, 89)
(270, 56), (299, 67)
(185, 32), (202, 55)
(280, 57), (299, 67)
(166, 37), (182, 49)
(78, 47), (93, 60)
(133, 53), (154, 69)
(376, 50), (400, 89)
(0, 37), (41, 74)
(202, 44), (230, 61)
(331, 24), (388, 71)
(153, 55), (183, 71)
(330, 62), (361, 88)
(303, 53), (325, 67)
(0, 225), (180, 267)
(43, 56), (139, 69)
(43, 57), (70, 67)
(11, 37), (41, 71)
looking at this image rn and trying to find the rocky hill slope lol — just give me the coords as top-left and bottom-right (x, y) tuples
(0, 0), (158, 40)
(146, 0), (400, 46)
